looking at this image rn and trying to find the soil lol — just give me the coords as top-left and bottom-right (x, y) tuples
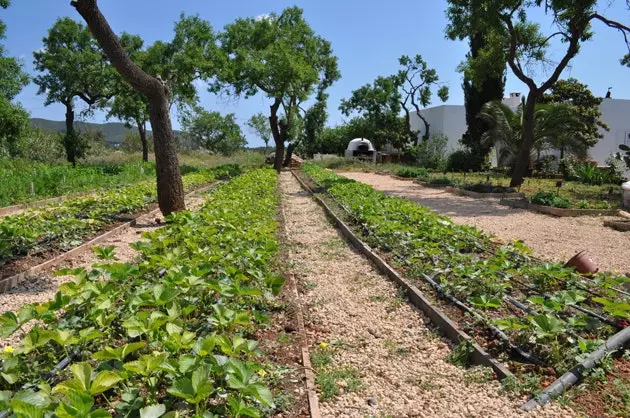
(570, 358), (630, 418)
(279, 171), (572, 418)
(340, 172), (630, 275)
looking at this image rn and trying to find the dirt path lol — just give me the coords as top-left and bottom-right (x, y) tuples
(280, 172), (570, 418)
(340, 171), (629, 275)
(0, 190), (209, 349)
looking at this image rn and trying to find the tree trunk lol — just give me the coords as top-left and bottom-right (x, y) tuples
(269, 98), (284, 172)
(71, 0), (185, 215)
(421, 116), (430, 142)
(65, 102), (76, 167)
(137, 119), (148, 162)
(560, 146), (565, 160)
(510, 92), (537, 187)
(283, 142), (296, 167)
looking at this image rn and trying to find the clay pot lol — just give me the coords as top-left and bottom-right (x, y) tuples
(565, 250), (599, 274)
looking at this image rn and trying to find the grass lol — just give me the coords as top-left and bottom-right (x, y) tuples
(315, 367), (362, 401)
(313, 158), (622, 209)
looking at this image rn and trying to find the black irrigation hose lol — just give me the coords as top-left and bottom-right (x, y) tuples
(509, 276), (623, 330)
(420, 273), (547, 366)
(503, 295), (538, 315)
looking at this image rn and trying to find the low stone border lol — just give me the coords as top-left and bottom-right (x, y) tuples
(604, 219), (630, 232)
(0, 183), (216, 294)
(413, 180), (450, 188)
(391, 175), (416, 181)
(500, 199), (618, 217)
(292, 170), (514, 380)
(445, 186), (525, 199)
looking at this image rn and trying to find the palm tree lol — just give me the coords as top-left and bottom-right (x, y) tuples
(479, 99), (583, 166)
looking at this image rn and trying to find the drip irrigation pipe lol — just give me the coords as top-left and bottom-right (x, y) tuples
(521, 325), (630, 411)
(420, 273), (546, 366)
(509, 276), (622, 330)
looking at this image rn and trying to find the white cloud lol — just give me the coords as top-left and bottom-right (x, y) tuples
(255, 14), (271, 22)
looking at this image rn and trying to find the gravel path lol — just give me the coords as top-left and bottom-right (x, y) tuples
(0, 191), (209, 349)
(341, 172), (630, 275)
(280, 172), (571, 418)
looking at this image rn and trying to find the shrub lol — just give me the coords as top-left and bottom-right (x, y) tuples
(531, 191), (571, 208)
(446, 150), (485, 172)
(408, 134), (449, 170)
(429, 176), (458, 186)
(463, 183), (516, 194)
(395, 166), (430, 180)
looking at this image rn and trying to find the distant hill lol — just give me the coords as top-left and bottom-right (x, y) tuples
(30, 118), (137, 146)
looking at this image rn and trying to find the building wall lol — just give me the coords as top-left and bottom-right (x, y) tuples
(593, 98), (630, 165)
(409, 96), (630, 170)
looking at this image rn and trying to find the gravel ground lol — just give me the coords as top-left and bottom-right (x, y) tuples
(280, 172), (571, 418)
(0, 191), (209, 349)
(341, 172), (630, 274)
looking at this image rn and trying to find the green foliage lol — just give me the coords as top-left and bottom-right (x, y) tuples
(0, 159), (158, 206)
(302, 163), (630, 373)
(0, 98), (29, 157)
(395, 167), (430, 180)
(182, 109), (246, 156)
(0, 169), (223, 262)
(618, 144), (630, 171)
(247, 113), (272, 153)
(446, 149), (484, 172)
(0, 169), (282, 417)
(531, 191), (571, 208)
(407, 134), (449, 170)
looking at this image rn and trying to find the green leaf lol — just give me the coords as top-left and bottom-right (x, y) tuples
(140, 404), (166, 418)
(0, 312), (19, 337)
(91, 371), (123, 395)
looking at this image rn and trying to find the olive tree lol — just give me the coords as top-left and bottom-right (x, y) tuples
(213, 6), (340, 171)
(33, 17), (115, 165)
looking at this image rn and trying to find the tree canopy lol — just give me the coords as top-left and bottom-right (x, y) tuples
(214, 6), (340, 170)
(182, 108), (246, 156)
(247, 113), (272, 153)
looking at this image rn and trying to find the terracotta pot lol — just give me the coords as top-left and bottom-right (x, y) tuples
(565, 250), (599, 274)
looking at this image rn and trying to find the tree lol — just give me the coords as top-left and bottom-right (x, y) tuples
(71, 0), (186, 215)
(300, 97), (328, 157)
(107, 33), (151, 162)
(479, 99), (583, 166)
(538, 78), (607, 156)
(33, 17), (115, 165)
(446, 0), (630, 187)
(0, 0), (29, 157)
(447, 1), (506, 166)
(214, 6), (340, 171)
(339, 76), (409, 150)
(247, 113), (272, 154)
(182, 109), (246, 156)
(396, 55), (449, 143)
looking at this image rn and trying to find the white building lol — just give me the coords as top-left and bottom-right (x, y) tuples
(409, 93), (630, 167)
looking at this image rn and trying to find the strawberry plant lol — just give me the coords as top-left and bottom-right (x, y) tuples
(0, 169), (285, 417)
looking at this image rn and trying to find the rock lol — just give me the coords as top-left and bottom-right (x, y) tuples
(368, 328), (379, 338)
(367, 396), (378, 407)
(284, 324), (297, 333)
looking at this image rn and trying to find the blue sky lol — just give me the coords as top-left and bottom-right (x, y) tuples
(3, 0), (630, 147)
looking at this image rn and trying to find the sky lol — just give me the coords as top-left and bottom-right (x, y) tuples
(3, 0), (630, 147)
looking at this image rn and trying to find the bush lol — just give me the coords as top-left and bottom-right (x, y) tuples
(429, 176), (458, 186)
(463, 183), (516, 194)
(531, 191), (571, 208)
(395, 166), (430, 180)
(408, 134), (449, 170)
(446, 150), (485, 172)
(532, 156), (558, 178)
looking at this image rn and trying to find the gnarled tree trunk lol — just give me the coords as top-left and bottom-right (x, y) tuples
(510, 92), (537, 187)
(71, 0), (184, 216)
(64, 102), (76, 166)
(269, 98), (284, 172)
(137, 119), (148, 162)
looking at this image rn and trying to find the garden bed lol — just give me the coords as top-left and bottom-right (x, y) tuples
(0, 169), (299, 417)
(500, 199), (618, 217)
(302, 163), (630, 409)
(445, 186), (526, 199)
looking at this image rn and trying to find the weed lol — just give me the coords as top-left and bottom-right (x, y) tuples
(446, 340), (475, 367)
(277, 332), (293, 344)
(311, 348), (333, 369)
(463, 366), (494, 385)
(315, 367), (362, 401)
(383, 339), (410, 357)
(500, 373), (543, 397)
(369, 295), (387, 302)
(303, 281), (318, 290)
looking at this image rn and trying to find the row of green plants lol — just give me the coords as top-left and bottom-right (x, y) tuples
(0, 160), (160, 207)
(302, 163), (629, 376)
(0, 168), (283, 417)
(0, 164), (242, 266)
(396, 168), (517, 194)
